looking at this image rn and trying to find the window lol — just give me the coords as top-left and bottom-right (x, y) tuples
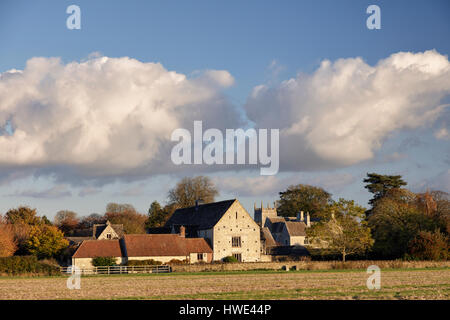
(233, 253), (242, 262)
(236, 212), (238, 219)
(304, 237), (309, 245)
(232, 236), (241, 248)
(197, 253), (204, 261)
(106, 233), (112, 239)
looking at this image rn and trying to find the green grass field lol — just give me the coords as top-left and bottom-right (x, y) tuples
(0, 267), (448, 300)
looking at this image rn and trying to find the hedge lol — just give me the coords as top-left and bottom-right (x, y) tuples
(92, 256), (117, 266)
(222, 256), (239, 263)
(126, 259), (162, 266)
(0, 256), (60, 276)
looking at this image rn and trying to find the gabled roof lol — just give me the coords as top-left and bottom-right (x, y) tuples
(93, 222), (124, 238)
(261, 227), (278, 247)
(284, 221), (307, 237)
(271, 221), (286, 234)
(267, 217), (287, 223)
(122, 234), (212, 257)
(72, 240), (123, 258)
(165, 199), (236, 230)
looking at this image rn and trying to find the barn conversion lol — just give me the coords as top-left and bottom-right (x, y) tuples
(164, 199), (261, 262)
(71, 228), (212, 268)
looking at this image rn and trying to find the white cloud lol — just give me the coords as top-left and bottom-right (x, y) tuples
(1, 51), (449, 186)
(0, 55), (241, 183)
(245, 50), (450, 171)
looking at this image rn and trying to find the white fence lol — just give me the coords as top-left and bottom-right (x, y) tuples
(60, 265), (172, 275)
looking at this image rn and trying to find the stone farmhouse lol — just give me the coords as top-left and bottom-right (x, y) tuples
(71, 227), (212, 268)
(70, 199), (318, 267)
(163, 199), (261, 262)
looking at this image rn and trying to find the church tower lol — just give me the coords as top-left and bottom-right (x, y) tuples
(254, 201), (278, 227)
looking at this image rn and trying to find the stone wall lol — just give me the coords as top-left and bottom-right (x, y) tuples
(171, 260), (450, 273)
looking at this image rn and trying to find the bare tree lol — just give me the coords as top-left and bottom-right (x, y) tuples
(168, 176), (218, 208)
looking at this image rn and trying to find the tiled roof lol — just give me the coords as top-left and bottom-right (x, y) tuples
(72, 240), (123, 258)
(122, 234), (213, 257)
(165, 199), (236, 230)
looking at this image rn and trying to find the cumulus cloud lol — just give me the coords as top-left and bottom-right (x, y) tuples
(0, 55), (242, 184)
(1, 51), (449, 186)
(245, 50), (450, 171)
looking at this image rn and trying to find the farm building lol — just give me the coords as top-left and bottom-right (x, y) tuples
(260, 210), (313, 246)
(66, 220), (124, 245)
(71, 228), (212, 268)
(163, 199), (261, 262)
(72, 239), (124, 268)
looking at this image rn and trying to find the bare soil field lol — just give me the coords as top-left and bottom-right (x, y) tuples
(0, 268), (448, 300)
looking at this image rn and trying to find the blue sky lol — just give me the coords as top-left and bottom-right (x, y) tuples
(0, 0), (449, 218)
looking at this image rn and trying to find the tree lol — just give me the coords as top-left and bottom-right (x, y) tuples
(168, 176), (218, 208)
(4, 207), (44, 255)
(41, 216), (53, 226)
(146, 201), (170, 228)
(368, 189), (439, 259)
(307, 199), (373, 262)
(0, 217), (17, 257)
(79, 213), (106, 229)
(54, 210), (79, 235)
(277, 184), (332, 218)
(105, 206), (147, 234)
(5, 206), (41, 225)
(106, 203), (136, 214)
(421, 190), (450, 234)
(25, 225), (69, 259)
(363, 173), (407, 212)
(407, 230), (449, 261)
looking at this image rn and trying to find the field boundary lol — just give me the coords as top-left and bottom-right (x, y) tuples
(171, 260), (450, 273)
(60, 265), (171, 275)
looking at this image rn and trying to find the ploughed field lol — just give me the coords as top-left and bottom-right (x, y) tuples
(0, 268), (448, 300)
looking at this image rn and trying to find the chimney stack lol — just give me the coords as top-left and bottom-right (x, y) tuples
(195, 199), (204, 211)
(179, 225), (185, 237)
(306, 212), (310, 227)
